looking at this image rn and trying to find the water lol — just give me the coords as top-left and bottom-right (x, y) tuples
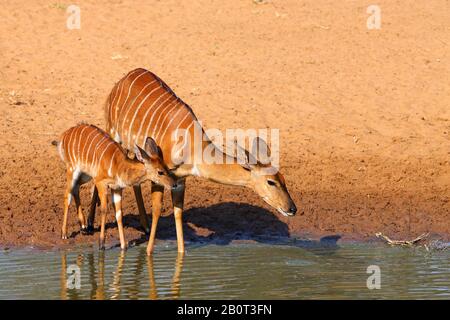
(0, 242), (448, 299)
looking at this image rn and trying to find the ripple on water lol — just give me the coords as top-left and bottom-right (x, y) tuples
(0, 243), (449, 299)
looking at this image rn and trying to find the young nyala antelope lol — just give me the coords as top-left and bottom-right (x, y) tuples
(57, 123), (175, 249)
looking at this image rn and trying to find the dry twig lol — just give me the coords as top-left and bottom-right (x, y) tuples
(375, 232), (429, 246)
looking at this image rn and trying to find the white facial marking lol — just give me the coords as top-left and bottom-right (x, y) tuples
(277, 207), (290, 217)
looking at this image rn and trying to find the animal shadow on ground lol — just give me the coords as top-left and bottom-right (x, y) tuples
(119, 202), (341, 254)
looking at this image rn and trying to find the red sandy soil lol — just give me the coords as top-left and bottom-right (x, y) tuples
(0, 0), (449, 249)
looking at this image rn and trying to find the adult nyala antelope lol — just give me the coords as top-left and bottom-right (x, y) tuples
(57, 123), (175, 249)
(88, 68), (297, 255)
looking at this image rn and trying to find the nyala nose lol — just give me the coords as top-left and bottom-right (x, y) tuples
(289, 204), (297, 215)
(172, 183), (178, 189)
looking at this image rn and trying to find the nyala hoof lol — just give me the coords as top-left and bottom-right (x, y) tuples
(83, 225), (95, 235)
(140, 225), (150, 235)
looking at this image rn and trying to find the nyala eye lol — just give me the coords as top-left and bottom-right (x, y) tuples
(267, 180), (276, 186)
(158, 170), (164, 176)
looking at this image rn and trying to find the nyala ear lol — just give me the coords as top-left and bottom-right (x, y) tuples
(235, 140), (257, 171)
(251, 137), (271, 165)
(144, 137), (159, 160)
(134, 144), (150, 163)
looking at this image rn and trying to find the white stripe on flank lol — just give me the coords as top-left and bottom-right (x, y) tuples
(84, 131), (103, 172)
(157, 108), (189, 146)
(96, 141), (114, 170)
(134, 90), (171, 147)
(145, 93), (175, 142)
(183, 120), (195, 156)
(118, 70), (150, 132)
(64, 130), (72, 164)
(120, 79), (157, 132)
(92, 136), (109, 171)
(136, 91), (173, 147)
(112, 80), (125, 126)
(67, 128), (76, 165)
(81, 128), (96, 165)
(121, 80), (159, 145)
(171, 112), (193, 147)
(153, 100), (181, 142)
(72, 127), (81, 165)
(112, 69), (143, 131)
(111, 76), (127, 127)
(59, 132), (68, 162)
(184, 119), (195, 138)
(122, 87), (160, 140)
(77, 126), (88, 166)
(175, 110), (192, 131)
(150, 98), (179, 141)
(108, 83), (120, 125)
(124, 70), (149, 103)
(58, 140), (65, 162)
(108, 149), (119, 177)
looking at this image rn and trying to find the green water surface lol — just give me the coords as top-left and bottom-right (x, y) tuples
(0, 242), (448, 299)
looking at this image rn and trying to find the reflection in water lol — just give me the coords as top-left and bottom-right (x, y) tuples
(60, 252), (67, 300)
(61, 253), (84, 300)
(110, 250), (125, 300)
(147, 255), (157, 300)
(147, 253), (184, 300)
(171, 254), (184, 298)
(60, 248), (184, 300)
(92, 251), (105, 300)
(1, 243), (448, 299)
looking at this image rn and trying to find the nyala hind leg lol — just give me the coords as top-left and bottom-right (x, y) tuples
(86, 185), (99, 234)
